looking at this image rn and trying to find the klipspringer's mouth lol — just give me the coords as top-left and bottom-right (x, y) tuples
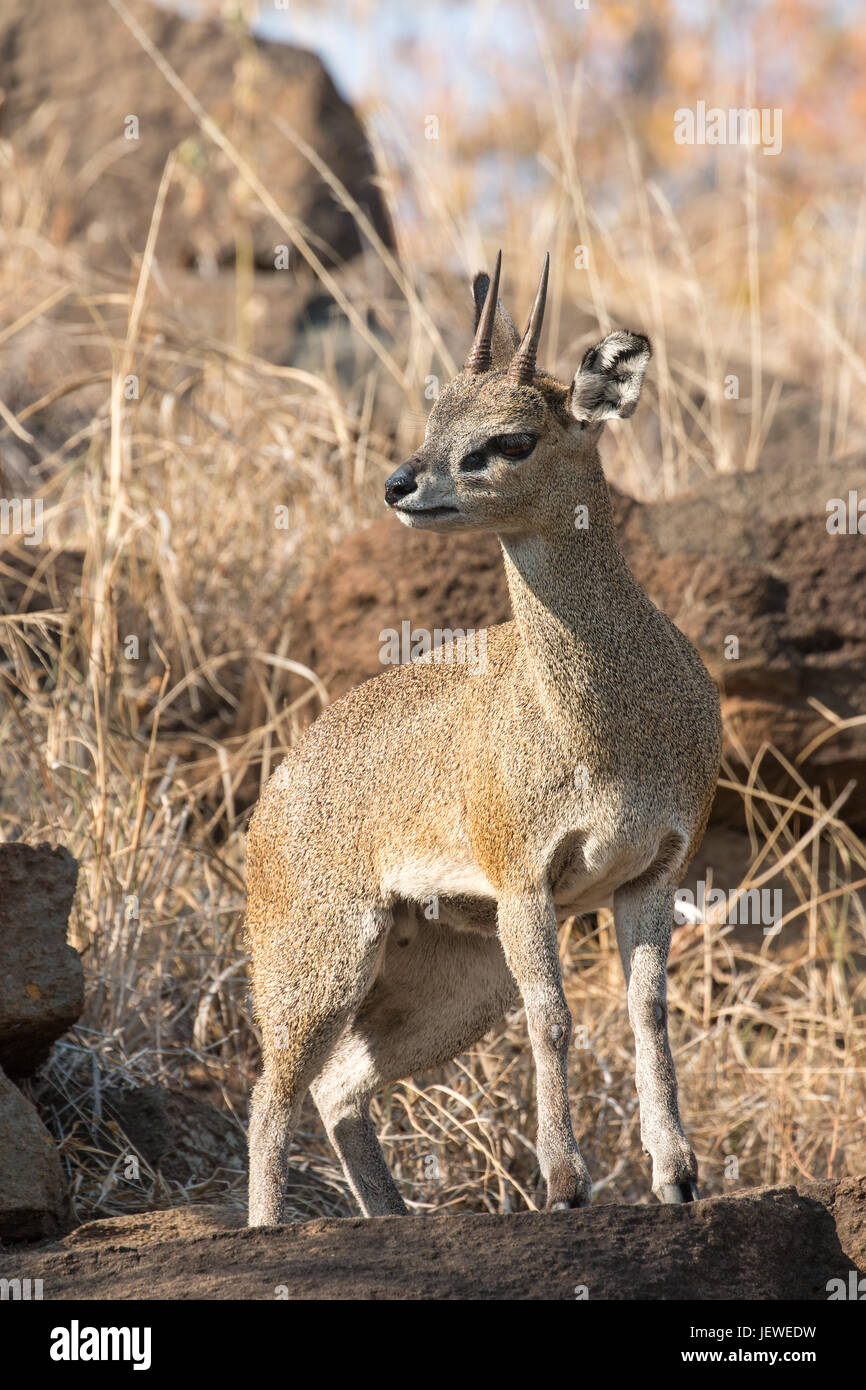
(393, 503), (462, 526)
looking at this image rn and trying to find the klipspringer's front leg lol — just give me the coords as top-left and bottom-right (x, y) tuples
(613, 880), (698, 1204)
(497, 890), (591, 1209)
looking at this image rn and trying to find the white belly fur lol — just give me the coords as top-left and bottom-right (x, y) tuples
(383, 857), (497, 903)
(384, 840), (656, 922)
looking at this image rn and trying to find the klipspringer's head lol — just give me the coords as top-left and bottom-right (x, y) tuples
(384, 251), (651, 534)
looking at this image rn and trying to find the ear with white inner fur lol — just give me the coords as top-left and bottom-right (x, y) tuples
(568, 330), (651, 424)
(471, 271), (521, 370)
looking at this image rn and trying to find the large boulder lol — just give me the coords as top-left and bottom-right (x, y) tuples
(0, 844), (83, 1078)
(0, 1178), (862, 1296)
(0, 1067), (68, 1241)
(0, 0), (393, 275)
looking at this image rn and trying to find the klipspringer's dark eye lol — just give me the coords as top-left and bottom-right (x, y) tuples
(493, 433), (537, 460)
(459, 449), (487, 472)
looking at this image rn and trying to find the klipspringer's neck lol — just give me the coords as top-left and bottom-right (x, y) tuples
(498, 471), (643, 724)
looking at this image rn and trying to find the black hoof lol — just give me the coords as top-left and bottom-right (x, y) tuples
(655, 1180), (700, 1204)
(548, 1194), (590, 1211)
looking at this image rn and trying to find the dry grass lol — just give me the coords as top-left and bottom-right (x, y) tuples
(1, 1), (866, 1222)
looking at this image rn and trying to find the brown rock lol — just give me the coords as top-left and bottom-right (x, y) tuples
(0, 318), (111, 492)
(0, 1066), (68, 1241)
(0, 1179), (861, 1296)
(101, 1083), (247, 1188)
(0, 843), (83, 1078)
(0, 0), (393, 275)
(825, 1176), (866, 1275)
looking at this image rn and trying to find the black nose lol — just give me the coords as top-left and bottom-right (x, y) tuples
(384, 462), (417, 507)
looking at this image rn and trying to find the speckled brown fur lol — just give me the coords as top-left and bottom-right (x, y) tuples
(246, 258), (721, 1223)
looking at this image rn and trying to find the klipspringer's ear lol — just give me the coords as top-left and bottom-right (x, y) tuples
(471, 271), (521, 370)
(568, 330), (651, 424)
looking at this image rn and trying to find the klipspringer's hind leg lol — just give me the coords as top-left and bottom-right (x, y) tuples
(311, 1042), (407, 1217)
(247, 904), (388, 1227)
(312, 915), (518, 1217)
(613, 879), (698, 1204)
(248, 1069), (302, 1226)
